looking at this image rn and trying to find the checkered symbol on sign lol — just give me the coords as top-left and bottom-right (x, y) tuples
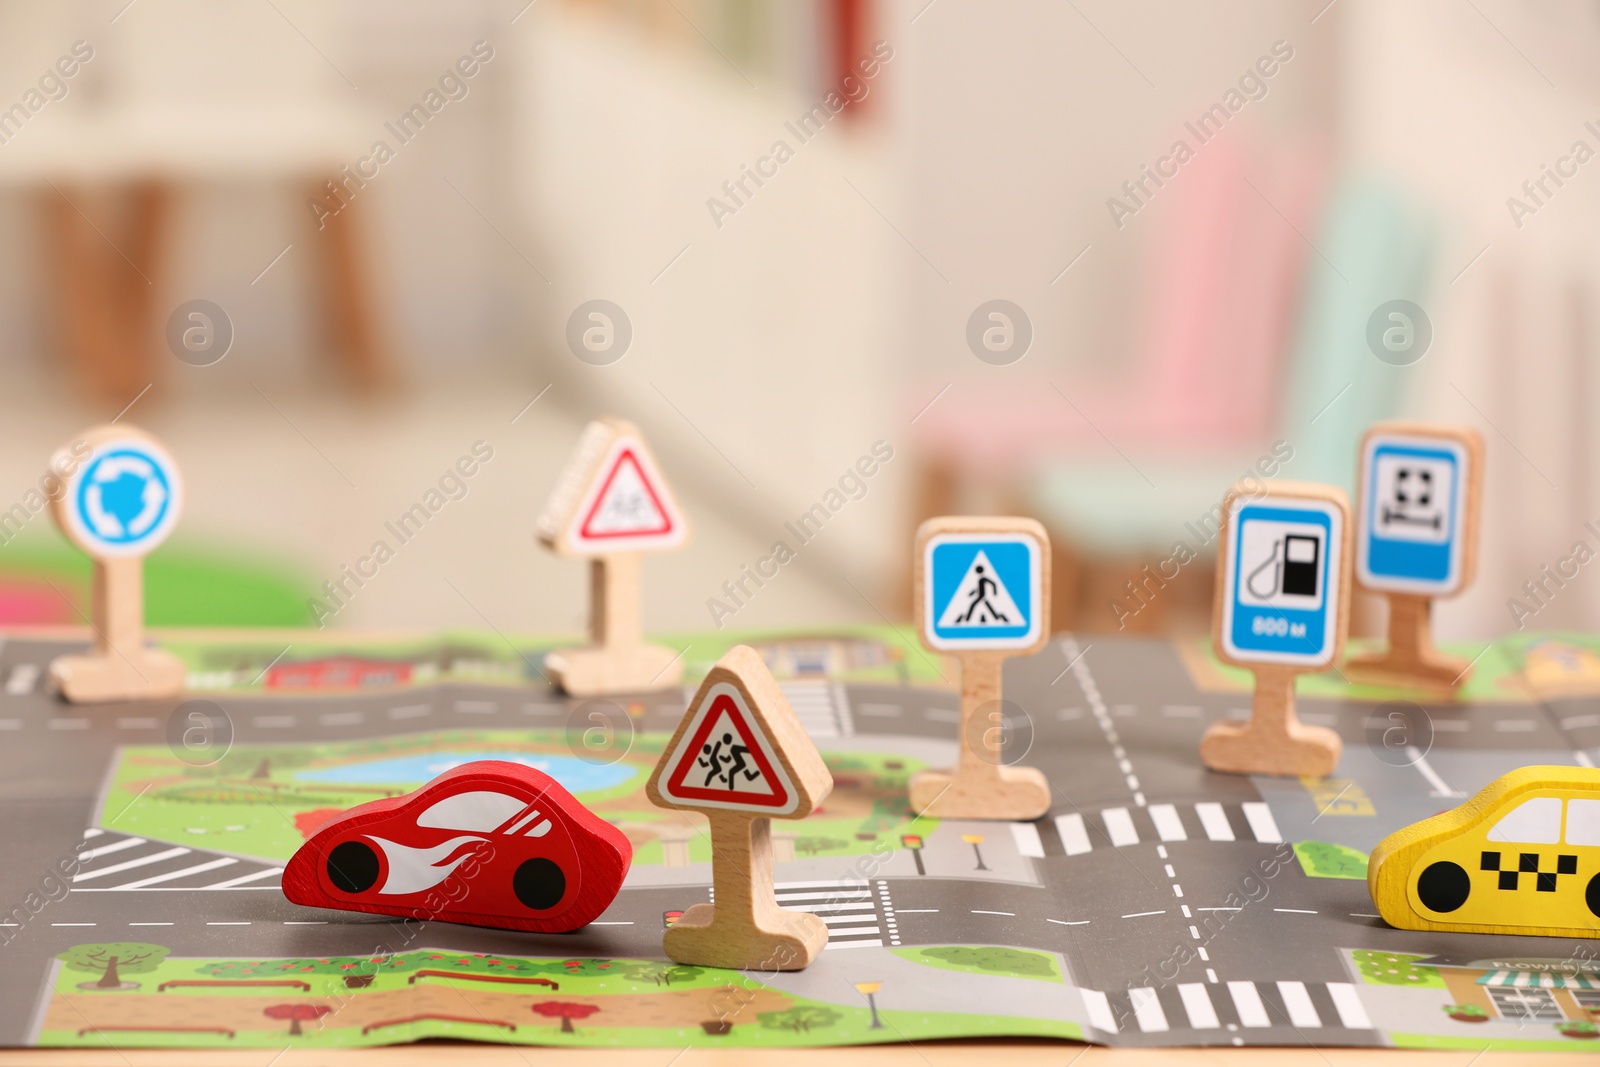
(1481, 850), (1578, 892)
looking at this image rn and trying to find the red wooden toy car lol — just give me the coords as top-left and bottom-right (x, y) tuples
(282, 761), (632, 932)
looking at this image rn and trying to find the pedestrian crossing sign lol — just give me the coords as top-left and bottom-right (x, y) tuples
(648, 645), (830, 819)
(919, 520), (1047, 652)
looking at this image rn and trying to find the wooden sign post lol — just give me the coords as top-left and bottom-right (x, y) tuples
(48, 424), (187, 703)
(1203, 482), (1351, 778)
(909, 516), (1051, 820)
(1348, 423), (1483, 691)
(646, 645), (833, 971)
(536, 418), (689, 695)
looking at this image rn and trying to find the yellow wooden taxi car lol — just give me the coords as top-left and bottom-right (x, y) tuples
(1369, 766), (1600, 937)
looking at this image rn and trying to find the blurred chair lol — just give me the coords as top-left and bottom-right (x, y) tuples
(0, 2), (392, 403)
(905, 135), (1323, 623)
(1029, 172), (1437, 632)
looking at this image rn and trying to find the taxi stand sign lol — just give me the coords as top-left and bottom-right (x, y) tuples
(1356, 426), (1479, 597)
(1218, 486), (1349, 669)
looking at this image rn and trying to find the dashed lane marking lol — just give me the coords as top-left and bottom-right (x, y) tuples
(388, 704), (430, 720)
(1274, 908), (1317, 915)
(116, 717), (160, 729)
(1046, 918), (1089, 926)
(319, 711), (364, 727)
(1121, 910), (1165, 918)
(971, 910), (1014, 916)
(252, 715), (296, 729)
(48, 719), (89, 730)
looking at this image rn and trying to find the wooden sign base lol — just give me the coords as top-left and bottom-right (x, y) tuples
(1200, 664), (1340, 777)
(1345, 592), (1470, 691)
(51, 649), (185, 704)
(663, 812), (826, 971)
(50, 558), (184, 704)
(548, 554), (683, 696)
(909, 652), (1050, 820)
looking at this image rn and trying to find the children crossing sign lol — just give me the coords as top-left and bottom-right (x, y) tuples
(921, 528), (1044, 651)
(1357, 425), (1480, 596)
(646, 645), (834, 971)
(656, 683), (796, 814)
(1218, 485), (1350, 668)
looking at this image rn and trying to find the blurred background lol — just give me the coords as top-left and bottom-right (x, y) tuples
(0, 0), (1592, 644)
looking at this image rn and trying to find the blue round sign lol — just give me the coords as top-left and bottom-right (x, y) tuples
(61, 437), (183, 557)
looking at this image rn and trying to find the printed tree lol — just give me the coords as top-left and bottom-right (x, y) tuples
(620, 962), (704, 987)
(1352, 951), (1444, 988)
(922, 946), (1056, 979)
(757, 1006), (842, 1033)
(57, 943), (170, 991)
(263, 1003), (332, 1036)
(531, 1002), (601, 1033)
(795, 837), (850, 856)
(1295, 841), (1368, 879)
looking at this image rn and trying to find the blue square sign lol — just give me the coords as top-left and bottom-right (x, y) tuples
(923, 532), (1042, 651)
(1357, 434), (1469, 595)
(1221, 497), (1344, 667)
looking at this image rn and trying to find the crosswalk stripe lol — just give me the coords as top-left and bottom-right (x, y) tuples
(1011, 822), (1044, 858)
(1055, 814), (1092, 855)
(823, 938), (882, 950)
(1326, 982), (1372, 1028)
(1149, 803), (1187, 841)
(77, 837), (148, 862)
(1228, 981), (1270, 1027)
(1277, 981), (1321, 1028)
(1243, 802), (1282, 843)
(1102, 807), (1139, 847)
(1080, 989), (1117, 1033)
(815, 913), (881, 926)
(73, 847), (190, 882)
(1129, 987), (1168, 1033)
(774, 891), (872, 901)
(1178, 983), (1219, 1029)
(783, 902), (875, 913)
(1196, 803), (1235, 842)
(204, 867), (284, 889)
(6, 663), (38, 694)
(117, 857), (237, 890)
(774, 879), (868, 890)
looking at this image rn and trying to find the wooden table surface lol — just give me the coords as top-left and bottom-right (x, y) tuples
(0, 1045), (1551, 1065)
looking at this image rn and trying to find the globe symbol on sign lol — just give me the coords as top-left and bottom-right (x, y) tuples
(76, 450), (174, 548)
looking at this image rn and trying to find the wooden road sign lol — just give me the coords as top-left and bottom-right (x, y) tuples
(909, 516), (1051, 820)
(646, 645), (832, 970)
(536, 418), (688, 695)
(1203, 481), (1351, 777)
(1348, 422), (1484, 692)
(48, 424), (187, 703)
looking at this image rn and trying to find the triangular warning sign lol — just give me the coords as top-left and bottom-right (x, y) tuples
(661, 691), (789, 808)
(536, 419), (688, 555)
(937, 549), (1023, 627)
(648, 645), (831, 819)
(580, 448), (672, 539)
